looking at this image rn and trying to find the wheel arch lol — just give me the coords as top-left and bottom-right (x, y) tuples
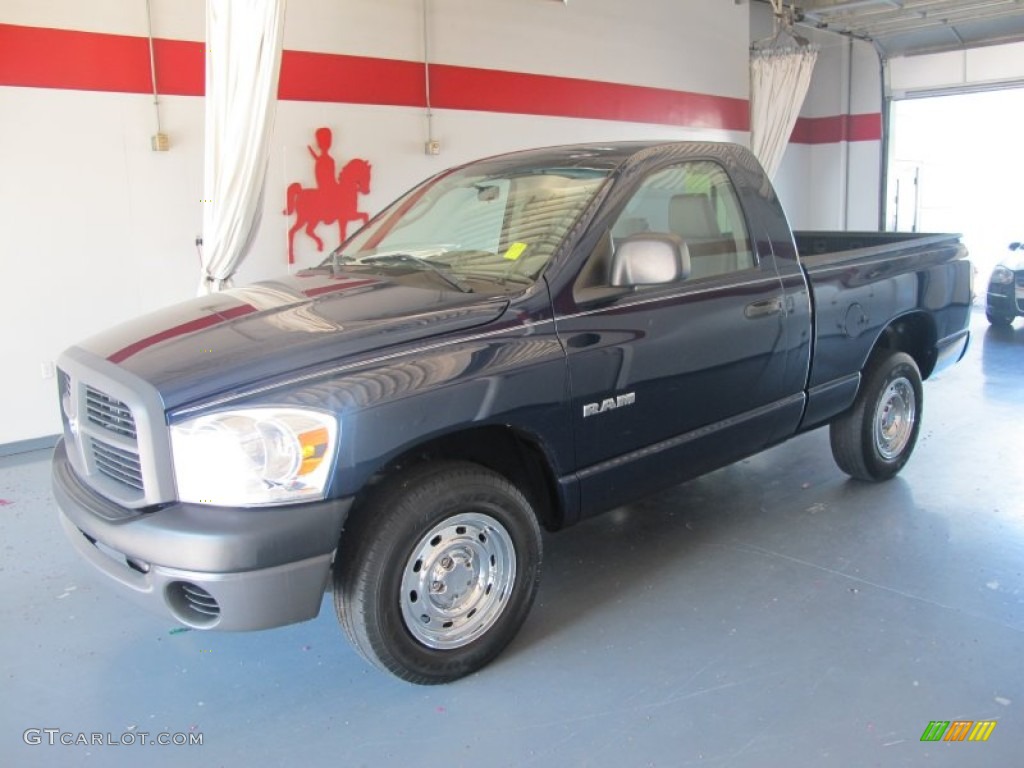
(868, 311), (938, 379)
(351, 425), (566, 532)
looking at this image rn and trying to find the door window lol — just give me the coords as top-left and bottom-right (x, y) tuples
(611, 162), (755, 281)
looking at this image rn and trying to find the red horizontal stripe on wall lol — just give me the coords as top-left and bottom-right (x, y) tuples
(0, 23), (152, 93)
(279, 49), (423, 106)
(0, 23), (747, 132)
(153, 38), (204, 96)
(1, 24), (877, 143)
(431, 64), (750, 132)
(791, 113), (881, 144)
(0, 24), (203, 95)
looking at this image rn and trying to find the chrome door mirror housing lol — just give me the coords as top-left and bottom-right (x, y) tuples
(610, 234), (691, 287)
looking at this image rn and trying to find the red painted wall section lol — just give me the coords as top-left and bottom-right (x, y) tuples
(280, 50), (423, 106)
(153, 38), (205, 96)
(0, 23), (879, 143)
(430, 64), (750, 131)
(1, 23), (152, 93)
(0, 24), (204, 95)
(791, 113), (882, 144)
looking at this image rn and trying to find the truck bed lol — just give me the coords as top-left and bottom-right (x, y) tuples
(795, 230), (962, 267)
(795, 229), (971, 404)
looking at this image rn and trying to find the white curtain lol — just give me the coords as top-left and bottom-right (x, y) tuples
(750, 45), (818, 180)
(199, 0), (287, 295)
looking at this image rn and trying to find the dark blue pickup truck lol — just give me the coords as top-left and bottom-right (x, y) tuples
(52, 142), (972, 683)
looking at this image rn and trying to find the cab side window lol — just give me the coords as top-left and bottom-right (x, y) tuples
(612, 162), (754, 281)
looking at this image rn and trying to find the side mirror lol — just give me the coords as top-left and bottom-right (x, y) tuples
(610, 234), (691, 287)
(1010, 242), (1021, 251)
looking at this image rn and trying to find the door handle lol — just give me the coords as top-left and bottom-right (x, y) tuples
(567, 332), (601, 349)
(744, 296), (784, 319)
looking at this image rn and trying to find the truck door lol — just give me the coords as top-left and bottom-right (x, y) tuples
(554, 159), (801, 515)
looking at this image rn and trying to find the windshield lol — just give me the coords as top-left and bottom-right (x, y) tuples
(323, 163), (611, 293)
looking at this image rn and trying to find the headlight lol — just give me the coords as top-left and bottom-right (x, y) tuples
(991, 266), (1015, 285)
(171, 408), (338, 506)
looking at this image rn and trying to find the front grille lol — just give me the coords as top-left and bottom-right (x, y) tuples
(91, 438), (144, 490)
(58, 352), (173, 507)
(1016, 271), (1024, 288)
(85, 386), (137, 439)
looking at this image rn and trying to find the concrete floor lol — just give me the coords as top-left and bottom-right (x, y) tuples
(2, 307), (1022, 768)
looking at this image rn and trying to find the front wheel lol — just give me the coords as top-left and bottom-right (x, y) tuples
(830, 351), (923, 482)
(986, 309), (1014, 327)
(334, 461), (542, 684)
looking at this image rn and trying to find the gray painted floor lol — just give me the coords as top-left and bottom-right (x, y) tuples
(2, 308), (1022, 768)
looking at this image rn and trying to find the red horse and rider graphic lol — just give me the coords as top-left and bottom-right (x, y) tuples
(284, 127), (372, 264)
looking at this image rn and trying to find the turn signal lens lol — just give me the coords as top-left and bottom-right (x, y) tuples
(298, 426), (330, 476)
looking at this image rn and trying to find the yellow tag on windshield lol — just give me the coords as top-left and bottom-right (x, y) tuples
(503, 242), (528, 261)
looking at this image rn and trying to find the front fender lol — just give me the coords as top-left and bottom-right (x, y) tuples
(244, 322), (573, 499)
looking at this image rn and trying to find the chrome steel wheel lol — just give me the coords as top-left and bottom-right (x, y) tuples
(400, 512), (516, 650)
(830, 351), (923, 482)
(873, 376), (916, 460)
(334, 461), (541, 683)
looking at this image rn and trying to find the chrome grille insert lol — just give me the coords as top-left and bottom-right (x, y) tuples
(91, 438), (144, 490)
(85, 386), (137, 439)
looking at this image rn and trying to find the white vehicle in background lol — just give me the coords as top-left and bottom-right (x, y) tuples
(985, 241), (1024, 326)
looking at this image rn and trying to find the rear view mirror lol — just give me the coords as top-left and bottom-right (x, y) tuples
(610, 234), (691, 287)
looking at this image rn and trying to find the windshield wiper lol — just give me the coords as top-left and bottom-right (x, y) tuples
(347, 253), (473, 293)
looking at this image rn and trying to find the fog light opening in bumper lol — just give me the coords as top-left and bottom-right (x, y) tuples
(166, 581), (221, 628)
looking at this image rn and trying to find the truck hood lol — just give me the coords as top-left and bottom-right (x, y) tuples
(75, 271), (509, 410)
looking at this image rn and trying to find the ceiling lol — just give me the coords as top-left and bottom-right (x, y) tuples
(790, 0), (1024, 57)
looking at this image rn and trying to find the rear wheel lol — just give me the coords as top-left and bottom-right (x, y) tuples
(334, 461), (542, 684)
(830, 351), (923, 482)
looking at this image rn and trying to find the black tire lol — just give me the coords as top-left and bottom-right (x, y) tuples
(986, 309), (1014, 327)
(829, 351), (923, 482)
(333, 461), (542, 684)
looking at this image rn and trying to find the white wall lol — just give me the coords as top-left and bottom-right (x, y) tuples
(1, 0), (878, 445)
(0, 0), (753, 445)
(887, 41), (1024, 96)
(790, 35), (881, 231)
(754, 1), (883, 231)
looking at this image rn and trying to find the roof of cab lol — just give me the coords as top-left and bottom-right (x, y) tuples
(451, 141), (750, 176)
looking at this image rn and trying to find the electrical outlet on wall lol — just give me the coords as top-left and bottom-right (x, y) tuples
(40, 361), (55, 379)
(425, 140), (441, 156)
